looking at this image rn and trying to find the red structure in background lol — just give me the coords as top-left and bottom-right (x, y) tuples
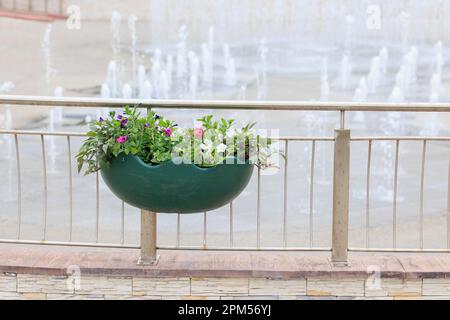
(0, 0), (66, 22)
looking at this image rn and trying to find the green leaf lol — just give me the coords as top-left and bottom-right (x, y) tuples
(86, 131), (97, 137)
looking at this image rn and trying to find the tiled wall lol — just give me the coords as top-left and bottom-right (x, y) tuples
(1, 273), (450, 300)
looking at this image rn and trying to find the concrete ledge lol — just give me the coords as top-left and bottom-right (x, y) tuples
(0, 244), (449, 280)
(2, 245), (450, 299)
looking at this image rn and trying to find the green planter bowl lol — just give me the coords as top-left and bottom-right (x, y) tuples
(101, 154), (254, 213)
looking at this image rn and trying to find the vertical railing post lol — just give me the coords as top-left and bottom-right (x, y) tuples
(139, 107), (159, 265)
(137, 209), (159, 265)
(331, 128), (350, 266)
(447, 159), (450, 249)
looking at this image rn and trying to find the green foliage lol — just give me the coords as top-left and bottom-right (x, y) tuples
(76, 106), (178, 175)
(76, 106), (278, 175)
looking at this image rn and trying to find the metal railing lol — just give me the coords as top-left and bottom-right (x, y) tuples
(349, 136), (450, 252)
(1, 95), (449, 265)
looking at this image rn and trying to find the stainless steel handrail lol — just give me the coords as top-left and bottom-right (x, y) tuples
(2, 95), (450, 112)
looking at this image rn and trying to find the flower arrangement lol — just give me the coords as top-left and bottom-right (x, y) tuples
(76, 106), (277, 175)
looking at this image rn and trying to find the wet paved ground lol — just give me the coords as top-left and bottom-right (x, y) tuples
(0, 5), (449, 250)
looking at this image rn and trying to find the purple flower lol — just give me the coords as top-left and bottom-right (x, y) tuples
(161, 127), (172, 137)
(99, 117), (104, 122)
(117, 115), (123, 120)
(116, 136), (128, 144)
(120, 118), (128, 128)
(144, 123), (149, 128)
(154, 114), (160, 120)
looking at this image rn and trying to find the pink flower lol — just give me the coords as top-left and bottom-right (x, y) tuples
(116, 135), (128, 144)
(194, 126), (204, 139)
(162, 127), (172, 137)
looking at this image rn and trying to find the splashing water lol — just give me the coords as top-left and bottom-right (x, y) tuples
(142, 80), (153, 99)
(201, 43), (213, 92)
(344, 15), (355, 55)
(433, 41), (444, 78)
(320, 57), (329, 101)
(101, 83), (111, 98)
(429, 73), (441, 102)
(257, 38), (268, 100)
(165, 55), (173, 89)
(189, 75), (199, 99)
(175, 25), (188, 97)
(106, 60), (119, 98)
(111, 11), (122, 62)
(224, 57), (237, 87)
(53, 86), (64, 125)
(207, 26), (215, 87)
(41, 24), (55, 89)
(0, 81), (14, 161)
(110, 11), (122, 96)
(353, 77), (368, 102)
(367, 56), (381, 94)
(47, 109), (59, 174)
(122, 84), (133, 99)
(388, 86), (405, 103)
(379, 47), (389, 73)
(159, 71), (169, 99)
(0, 82), (15, 93)
(151, 49), (162, 98)
(128, 15), (138, 94)
(399, 12), (410, 54)
(339, 54), (351, 90)
(137, 65), (147, 99)
(100, 83), (111, 118)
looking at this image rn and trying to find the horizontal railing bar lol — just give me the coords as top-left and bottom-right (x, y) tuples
(0, 238), (140, 249)
(0, 130), (86, 137)
(157, 245), (331, 252)
(5, 130), (450, 141)
(0, 131), (335, 141)
(5, 131), (449, 142)
(2, 95), (450, 112)
(349, 247), (450, 253)
(3, 239), (449, 252)
(279, 137), (334, 141)
(0, 238), (330, 251)
(4, 240), (450, 253)
(351, 136), (450, 141)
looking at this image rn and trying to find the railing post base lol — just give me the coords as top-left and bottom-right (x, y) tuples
(447, 159), (450, 249)
(137, 210), (159, 266)
(331, 129), (350, 266)
(137, 255), (160, 266)
(329, 258), (350, 268)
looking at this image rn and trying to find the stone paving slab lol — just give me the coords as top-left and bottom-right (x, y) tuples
(397, 255), (450, 279)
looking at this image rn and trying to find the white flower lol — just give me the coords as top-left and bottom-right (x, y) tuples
(200, 139), (212, 151)
(216, 143), (227, 153)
